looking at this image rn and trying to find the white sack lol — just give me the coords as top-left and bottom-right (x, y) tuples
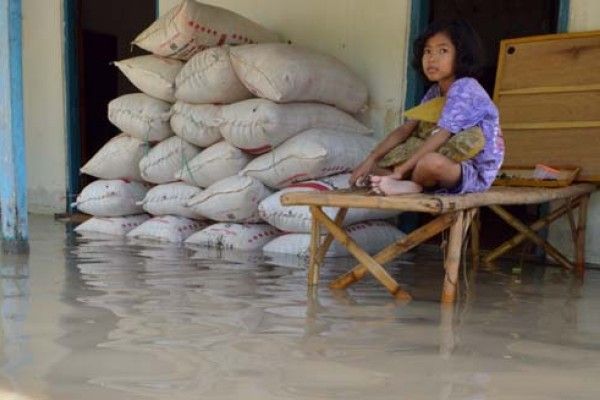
(113, 55), (183, 102)
(138, 182), (203, 219)
(175, 46), (253, 104)
(75, 215), (151, 236)
(259, 174), (400, 233)
(80, 133), (147, 181)
(219, 99), (372, 154)
(74, 180), (150, 217)
(170, 102), (222, 147)
(127, 215), (208, 243)
(230, 43), (368, 113)
(185, 223), (281, 251)
(108, 93), (173, 142)
(187, 175), (271, 222)
(132, 0), (279, 60)
(175, 141), (252, 188)
(241, 129), (376, 188)
(263, 220), (406, 257)
(139, 136), (200, 184)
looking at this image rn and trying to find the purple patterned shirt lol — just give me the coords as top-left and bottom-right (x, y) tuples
(421, 77), (504, 193)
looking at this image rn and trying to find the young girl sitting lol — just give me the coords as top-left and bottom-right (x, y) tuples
(350, 19), (504, 195)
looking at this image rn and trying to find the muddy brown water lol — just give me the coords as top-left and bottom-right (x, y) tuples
(1, 215), (599, 399)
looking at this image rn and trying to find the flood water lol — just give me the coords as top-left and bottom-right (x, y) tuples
(1, 215), (599, 399)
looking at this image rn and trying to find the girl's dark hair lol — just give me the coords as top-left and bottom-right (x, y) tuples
(412, 19), (484, 80)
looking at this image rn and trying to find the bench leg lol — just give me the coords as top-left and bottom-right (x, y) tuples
(442, 211), (465, 303)
(488, 204), (574, 271)
(484, 197), (583, 266)
(308, 206), (322, 286)
(307, 206), (347, 286)
(576, 194), (590, 278)
(311, 206), (411, 300)
(330, 212), (456, 290)
(470, 209), (481, 271)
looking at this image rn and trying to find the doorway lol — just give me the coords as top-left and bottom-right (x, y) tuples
(406, 0), (569, 107)
(404, 0), (569, 252)
(63, 0), (157, 210)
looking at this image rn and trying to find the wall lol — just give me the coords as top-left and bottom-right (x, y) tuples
(22, 0), (67, 213)
(159, 0), (412, 137)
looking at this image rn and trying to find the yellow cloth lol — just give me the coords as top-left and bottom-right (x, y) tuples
(403, 96), (446, 123)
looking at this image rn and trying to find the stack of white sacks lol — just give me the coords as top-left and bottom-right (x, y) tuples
(74, 0), (405, 256)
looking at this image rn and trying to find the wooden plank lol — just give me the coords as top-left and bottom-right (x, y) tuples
(502, 121), (600, 130)
(330, 212), (456, 290)
(282, 184), (596, 213)
(441, 211), (464, 303)
(311, 206), (411, 300)
(0, 0), (29, 253)
(497, 91), (600, 123)
(488, 205), (574, 271)
(496, 34), (600, 91)
(502, 128), (600, 181)
(498, 83), (600, 96)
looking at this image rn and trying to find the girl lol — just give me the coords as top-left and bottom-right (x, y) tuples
(350, 19), (504, 195)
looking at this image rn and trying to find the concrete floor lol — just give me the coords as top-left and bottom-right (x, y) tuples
(1, 215), (599, 400)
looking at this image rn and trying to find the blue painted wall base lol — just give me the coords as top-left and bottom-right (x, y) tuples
(0, 0), (29, 254)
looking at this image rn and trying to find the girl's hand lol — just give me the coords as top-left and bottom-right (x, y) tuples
(350, 156), (376, 186)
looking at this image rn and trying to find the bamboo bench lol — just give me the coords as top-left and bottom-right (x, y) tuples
(281, 184), (594, 303)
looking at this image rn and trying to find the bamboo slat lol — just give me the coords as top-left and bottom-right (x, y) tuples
(281, 184), (596, 214)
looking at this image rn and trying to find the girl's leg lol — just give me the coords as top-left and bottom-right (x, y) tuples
(411, 153), (461, 189)
(371, 153), (461, 195)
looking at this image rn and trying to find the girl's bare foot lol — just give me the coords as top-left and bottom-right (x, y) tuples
(370, 176), (423, 195)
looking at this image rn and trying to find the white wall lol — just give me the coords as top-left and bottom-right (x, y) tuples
(22, 0), (67, 214)
(159, 0), (412, 137)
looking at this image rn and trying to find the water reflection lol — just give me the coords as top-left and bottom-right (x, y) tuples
(0, 255), (31, 395)
(0, 216), (599, 399)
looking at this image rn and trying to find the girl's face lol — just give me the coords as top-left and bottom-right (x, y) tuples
(422, 32), (456, 84)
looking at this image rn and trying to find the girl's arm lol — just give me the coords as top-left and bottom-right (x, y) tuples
(368, 119), (419, 161)
(349, 119), (419, 185)
(391, 128), (451, 178)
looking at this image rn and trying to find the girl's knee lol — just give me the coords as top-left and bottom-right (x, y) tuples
(415, 153), (447, 176)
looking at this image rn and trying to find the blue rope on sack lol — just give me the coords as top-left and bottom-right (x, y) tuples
(179, 136), (202, 188)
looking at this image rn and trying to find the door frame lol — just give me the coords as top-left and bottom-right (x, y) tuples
(404, 0), (571, 108)
(63, 0), (159, 213)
